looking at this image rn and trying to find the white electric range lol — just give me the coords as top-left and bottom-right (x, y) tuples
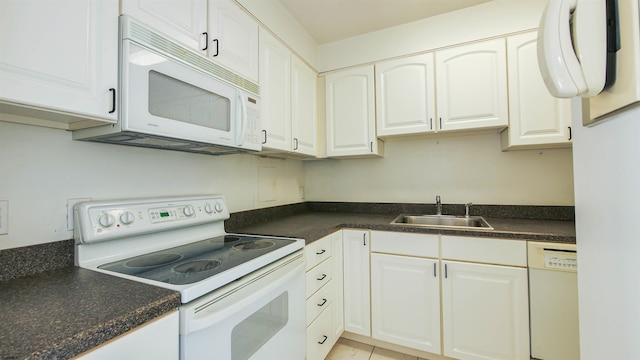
(74, 195), (306, 360)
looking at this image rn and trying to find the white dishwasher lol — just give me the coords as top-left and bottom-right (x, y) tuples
(528, 242), (579, 360)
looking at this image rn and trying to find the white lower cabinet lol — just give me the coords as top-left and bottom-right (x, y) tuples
(74, 311), (178, 360)
(305, 231), (343, 360)
(371, 253), (441, 354)
(342, 229), (371, 336)
(441, 261), (530, 360)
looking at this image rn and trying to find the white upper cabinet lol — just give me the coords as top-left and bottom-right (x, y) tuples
(326, 66), (384, 157)
(501, 32), (572, 150)
(291, 56), (318, 156)
(375, 54), (436, 137)
(0, 0), (119, 129)
(208, 0), (259, 82)
(260, 28), (291, 152)
(436, 38), (509, 132)
(260, 29), (318, 157)
(121, 0), (208, 52)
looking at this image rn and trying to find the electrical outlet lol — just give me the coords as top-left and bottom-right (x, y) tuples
(67, 198), (91, 231)
(0, 200), (8, 235)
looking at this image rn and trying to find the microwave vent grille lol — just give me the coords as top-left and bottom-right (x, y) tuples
(124, 16), (259, 96)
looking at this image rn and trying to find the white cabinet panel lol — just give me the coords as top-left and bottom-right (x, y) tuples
(291, 56), (318, 156)
(371, 253), (441, 354)
(436, 39), (508, 132)
(121, 0), (207, 52)
(370, 231), (439, 258)
(75, 311), (178, 360)
(326, 66), (383, 157)
(342, 229), (371, 336)
(502, 31), (572, 150)
(0, 0), (118, 127)
(441, 261), (529, 360)
(331, 231), (344, 340)
(306, 303), (334, 360)
(375, 54), (436, 136)
(208, 0), (258, 82)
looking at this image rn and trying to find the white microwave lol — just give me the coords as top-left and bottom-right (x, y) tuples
(74, 16), (261, 155)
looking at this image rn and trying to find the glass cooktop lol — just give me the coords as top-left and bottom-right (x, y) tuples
(98, 234), (296, 285)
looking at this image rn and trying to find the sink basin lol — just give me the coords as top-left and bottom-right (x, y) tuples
(391, 214), (493, 230)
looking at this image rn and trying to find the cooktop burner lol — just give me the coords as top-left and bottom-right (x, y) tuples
(98, 234), (296, 285)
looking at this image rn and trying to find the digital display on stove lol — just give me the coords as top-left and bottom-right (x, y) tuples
(160, 211), (170, 217)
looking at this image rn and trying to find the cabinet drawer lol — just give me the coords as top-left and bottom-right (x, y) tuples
(306, 303), (334, 360)
(305, 236), (332, 271)
(306, 258), (332, 298)
(306, 280), (334, 326)
(371, 231), (439, 258)
(441, 236), (527, 267)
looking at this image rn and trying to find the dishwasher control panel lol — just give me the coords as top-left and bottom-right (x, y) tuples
(543, 250), (578, 270)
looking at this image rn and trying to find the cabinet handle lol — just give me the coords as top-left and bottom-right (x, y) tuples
(293, 138), (299, 150)
(430, 118), (433, 130)
(212, 39), (219, 57)
(108, 88), (116, 114)
(370, 141), (374, 153)
(568, 126), (572, 141)
(444, 264), (448, 279)
(433, 262), (437, 277)
(317, 298), (327, 307)
(318, 335), (328, 345)
(317, 274), (327, 281)
(261, 130), (267, 144)
(363, 233), (367, 246)
(202, 32), (208, 51)
(439, 117), (442, 129)
(316, 249), (326, 255)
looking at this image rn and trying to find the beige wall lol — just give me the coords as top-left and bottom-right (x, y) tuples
(304, 133), (574, 206)
(0, 122), (305, 250)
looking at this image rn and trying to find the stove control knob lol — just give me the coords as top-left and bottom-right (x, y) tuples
(98, 213), (115, 228)
(214, 202), (223, 213)
(183, 205), (195, 217)
(204, 203), (214, 214)
(120, 211), (135, 225)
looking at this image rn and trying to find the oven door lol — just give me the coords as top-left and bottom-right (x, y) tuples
(179, 252), (306, 360)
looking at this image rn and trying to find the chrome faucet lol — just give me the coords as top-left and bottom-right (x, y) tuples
(435, 195), (442, 215)
(465, 202), (473, 217)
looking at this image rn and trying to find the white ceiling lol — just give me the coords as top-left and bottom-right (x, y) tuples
(277, 0), (493, 44)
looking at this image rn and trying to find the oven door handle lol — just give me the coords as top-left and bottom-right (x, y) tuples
(184, 255), (304, 335)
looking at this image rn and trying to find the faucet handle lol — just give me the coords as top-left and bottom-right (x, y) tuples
(465, 202), (473, 217)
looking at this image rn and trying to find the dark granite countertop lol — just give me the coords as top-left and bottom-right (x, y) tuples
(227, 211), (576, 244)
(0, 266), (181, 360)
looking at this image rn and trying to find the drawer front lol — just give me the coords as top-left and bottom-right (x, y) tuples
(305, 258), (332, 298)
(306, 303), (334, 360)
(306, 279), (334, 326)
(441, 235), (527, 266)
(305, 236), (333, 271)
(371, 231), (439, 258)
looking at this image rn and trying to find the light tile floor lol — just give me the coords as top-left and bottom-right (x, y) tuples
(326, 338), (430, 360)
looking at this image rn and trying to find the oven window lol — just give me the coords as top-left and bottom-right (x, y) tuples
(231, 291), (289, 360)
(148, 70), (230, 131)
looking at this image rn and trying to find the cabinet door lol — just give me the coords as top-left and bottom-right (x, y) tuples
(436, 39), (508, 132)
(0, 0), (118, 123)
(371, 253), (441, 354)
(342, 229), (371, 336)
(208, 0), (259, 82)
(441, 261), (530, 360)
(121, 0), (207, 52)
(502, 32), (572, 150)
(326, 66), (382, 157)
(291, 56), (318, 156)
(331, 231), (344, 342)
(375, 54), (436, 136)
(259, 28), (292, 152)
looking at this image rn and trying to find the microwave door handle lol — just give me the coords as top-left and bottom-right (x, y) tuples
(236, 91), (247, 146)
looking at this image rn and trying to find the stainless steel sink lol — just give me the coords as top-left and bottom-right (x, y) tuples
(391, 214), (493, 230)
